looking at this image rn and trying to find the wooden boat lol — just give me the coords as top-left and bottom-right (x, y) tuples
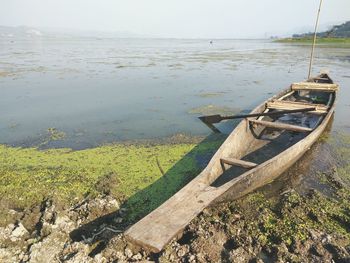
(125, 73), (338, 252)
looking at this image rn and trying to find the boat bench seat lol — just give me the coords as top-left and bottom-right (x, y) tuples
(291, 82), (338, 92)
(266, 100), (328, 114)
(220, 157), (257, 169)
(249, 119), (313, 132)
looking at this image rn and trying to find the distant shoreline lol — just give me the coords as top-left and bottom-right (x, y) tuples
(275, 37), (350, 44)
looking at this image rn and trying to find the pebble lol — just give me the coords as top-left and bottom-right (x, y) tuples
(94, 254), (107, 262)
(132, 253), (142, 260)
(114, 217), (123, 223)
(177, 247), (187, 257)
(124, 248), (133, 258)
(108, 199), (120, 209)
(11, 223), (28, 238)
(115, 251), (126, 260)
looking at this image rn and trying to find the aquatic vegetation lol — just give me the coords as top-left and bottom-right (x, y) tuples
(47, 128), (67, 141)
(0, 135), (225, 224)
(188, 104), (240, 116)
(323, 132), (350, 186)
(197, 92), (227, 98)
(168, 63), (183, 68)
(225, 188), (350, 248)
(0, 71), (14, 77)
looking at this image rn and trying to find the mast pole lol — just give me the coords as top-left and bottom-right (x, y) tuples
(308, 0), (324, 79)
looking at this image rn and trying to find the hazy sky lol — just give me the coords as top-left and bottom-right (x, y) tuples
(1, 0), (349, 38)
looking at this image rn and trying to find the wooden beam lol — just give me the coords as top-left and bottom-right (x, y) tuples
(266, 100), (328, 114)
(220, 157), (257, 169)
(291, 82), (338, 92)
(249, 119), (313, 132)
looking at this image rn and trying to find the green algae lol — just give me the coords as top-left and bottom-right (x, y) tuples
(0, 135), (225, 224)
(230, 187), (350, 250)
(0, 71), (14, 77)
(225, 131), (350, 250)
(188, 104), (240, 116)
(197, 92), (227, 98)
(322, 132), (350, 186)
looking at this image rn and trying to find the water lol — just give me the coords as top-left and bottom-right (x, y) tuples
(0, 37), (349, 149)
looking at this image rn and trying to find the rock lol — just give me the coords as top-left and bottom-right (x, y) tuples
(115, 251), (126, 260)
(177, 247), (188, 257)
(41, 222), (53, 237)
(229, 247), (250, 263)
(94, 253), (107, 262)
(196, 253), (206, 263)
(0, 247), (20, 263)
(8, 209), (19, 216)
(254, 258), (264, 263)
(22, 253), (30, 262)
(59, 242), (92, 263)
(114, 217), (123, 224)
(53, 215), (76, 233)
(232, 213), (241, 222)
(28, 232), (67, 263)
(124, 248), (133, 258)
(309, 229), (321, 241)
(0, 225), (14, 243)
(321, 234), (332, 244)
(169, 253), (175, 261)
(10, 223), (29, 240)
(107, 198), (120, 209)
(132, 253), (142, 260)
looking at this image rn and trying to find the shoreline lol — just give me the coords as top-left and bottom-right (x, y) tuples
(275, 37), (350, 44)
(1, 131), (350, 261)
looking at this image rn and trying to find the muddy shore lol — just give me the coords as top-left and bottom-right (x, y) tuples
(1, 132), (350, 262)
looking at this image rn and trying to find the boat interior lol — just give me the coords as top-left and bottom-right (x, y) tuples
(211, 73), (337, 187)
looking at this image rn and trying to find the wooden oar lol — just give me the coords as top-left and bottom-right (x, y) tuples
(199, 107), (316, 132)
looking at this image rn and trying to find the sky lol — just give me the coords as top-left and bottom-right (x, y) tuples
(1, 0), (349, 38)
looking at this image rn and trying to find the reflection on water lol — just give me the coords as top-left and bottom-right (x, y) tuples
(0, 38), (349, 148)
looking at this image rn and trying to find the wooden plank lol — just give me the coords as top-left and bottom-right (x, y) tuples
(258, 90), (295, 121)
(125, 183), (220, 253)
(291, 82), (338, 91)
(220, 157), (257, 168)
(249, 119), (313, 132)
(314, 77), (329, 80)
(266, 100), (328, 114)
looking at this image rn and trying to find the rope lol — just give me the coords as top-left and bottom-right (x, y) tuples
(308, 0), (324, 79)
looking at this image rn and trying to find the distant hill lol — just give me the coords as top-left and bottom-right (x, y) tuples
(293, 21), (350, 38)
(0, 25), (147, 39)
(0, 26), (43, 38)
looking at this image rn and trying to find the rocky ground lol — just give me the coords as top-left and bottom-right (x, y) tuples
(1, 175), (349, 262)
(1, 132), (350, 262)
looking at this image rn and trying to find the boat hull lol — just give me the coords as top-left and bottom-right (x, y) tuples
(125, 74), (337, 252)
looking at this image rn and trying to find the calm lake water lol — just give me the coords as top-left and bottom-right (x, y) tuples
(0, 37), (349, 149)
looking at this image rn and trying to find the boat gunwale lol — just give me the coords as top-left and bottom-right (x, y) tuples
(125, 74), (337, 252)
(209, 81), (336, 198)
(199, 87), (294, 184)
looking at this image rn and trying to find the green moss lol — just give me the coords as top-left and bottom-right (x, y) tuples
(0, 135), (225, 223)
